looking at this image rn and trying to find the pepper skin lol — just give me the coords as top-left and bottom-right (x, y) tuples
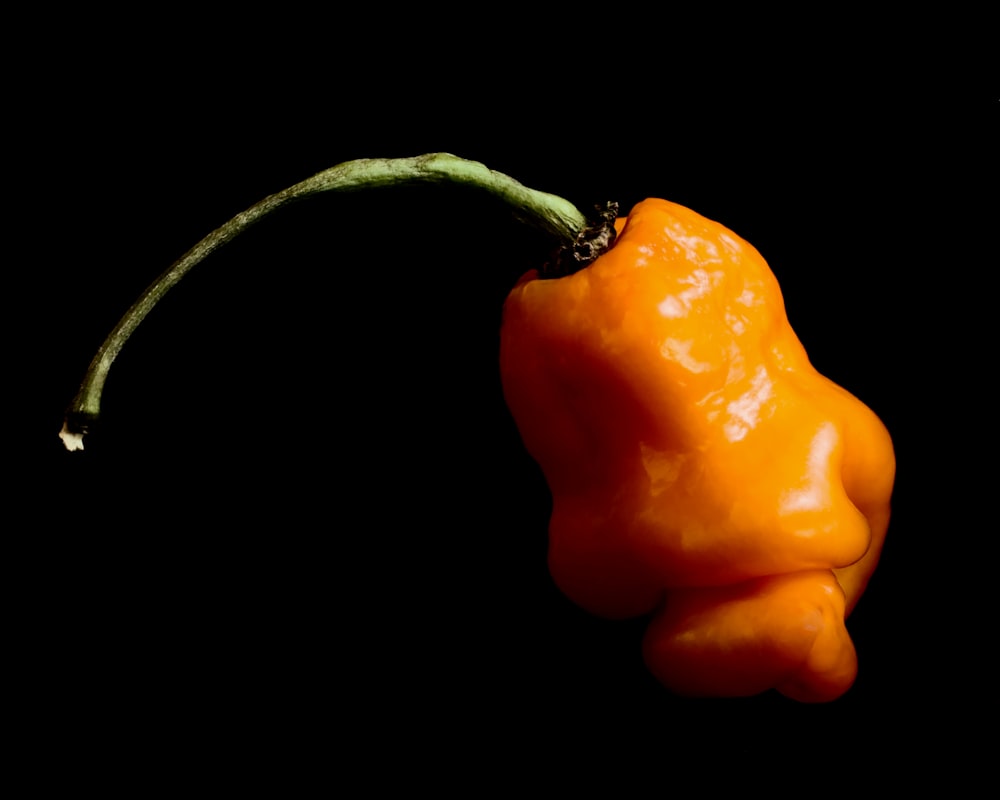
(500, 198), (895, 702)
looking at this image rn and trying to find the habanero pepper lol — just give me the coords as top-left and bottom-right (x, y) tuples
(58, 154), (894, 703)
(500, 198), (895, 703)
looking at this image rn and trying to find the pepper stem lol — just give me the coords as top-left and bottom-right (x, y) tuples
(59, 153), (600, 451)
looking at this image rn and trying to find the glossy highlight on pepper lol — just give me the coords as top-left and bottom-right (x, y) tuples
(500, 198), (895, 702)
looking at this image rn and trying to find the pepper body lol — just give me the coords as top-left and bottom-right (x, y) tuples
(500, 198), (895, 702)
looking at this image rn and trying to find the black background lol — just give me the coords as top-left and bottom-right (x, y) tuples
(13, 15), (998, 787)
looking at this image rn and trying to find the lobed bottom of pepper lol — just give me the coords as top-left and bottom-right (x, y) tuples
(641, 570), (856, 702)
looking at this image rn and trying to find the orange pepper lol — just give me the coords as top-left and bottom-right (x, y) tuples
(56, 151), (894, 702)
(500, 198), (895, 702)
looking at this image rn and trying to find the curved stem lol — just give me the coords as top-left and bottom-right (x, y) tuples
(59, 153), (591, 451)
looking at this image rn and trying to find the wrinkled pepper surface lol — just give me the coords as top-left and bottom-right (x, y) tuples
(500, 198), (895, 702)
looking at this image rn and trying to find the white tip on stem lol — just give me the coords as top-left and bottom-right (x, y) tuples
(59, 421), (85, 452)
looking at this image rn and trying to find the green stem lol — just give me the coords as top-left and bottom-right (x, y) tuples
(59, 153), (595, 451)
